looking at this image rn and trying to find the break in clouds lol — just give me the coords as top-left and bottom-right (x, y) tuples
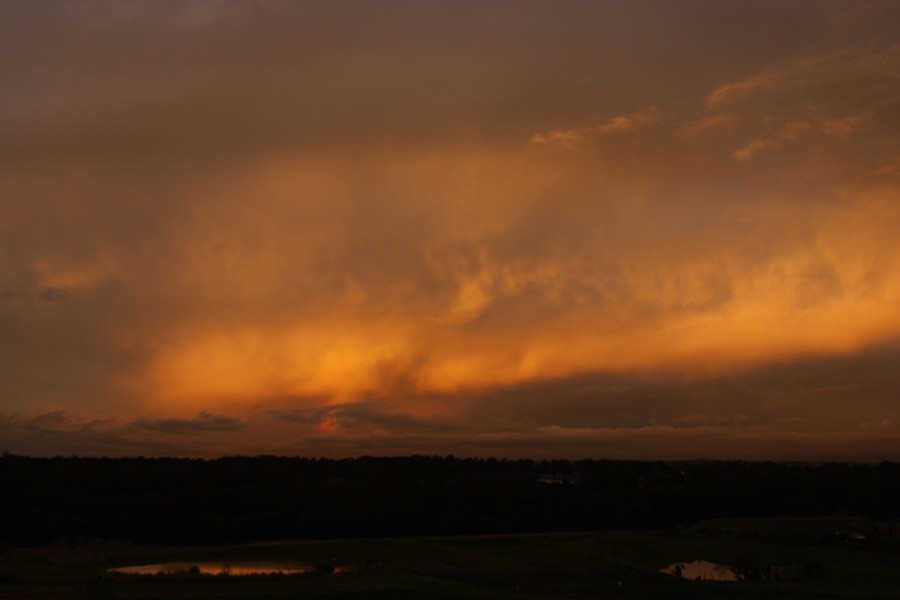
(1, 1), (899, 458)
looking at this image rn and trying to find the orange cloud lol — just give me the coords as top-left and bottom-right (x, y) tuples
(531, 106), (662, 148)
(2, 1), (900, 458)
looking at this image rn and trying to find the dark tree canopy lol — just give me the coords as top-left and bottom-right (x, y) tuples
(1, 455), (897, 546)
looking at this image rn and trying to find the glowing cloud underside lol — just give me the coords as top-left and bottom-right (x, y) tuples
(1, 1), (899, 458)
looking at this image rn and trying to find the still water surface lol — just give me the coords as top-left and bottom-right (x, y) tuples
(108, 561), (350, 576)
(661, 560), (738, 581)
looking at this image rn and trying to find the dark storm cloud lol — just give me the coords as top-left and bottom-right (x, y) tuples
(2, 335), (899, 459)
(135, 411), (244, 434)
(272, 401), (458, 433)
(1, 1), (899, 459)
(456, 338), (900, 432)
(20, 409), (111, 433)
(0, 410), (248, 457)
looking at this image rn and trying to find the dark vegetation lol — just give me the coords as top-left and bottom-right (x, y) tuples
(4, 528), (898, 600)
(2, 455), (899, 547)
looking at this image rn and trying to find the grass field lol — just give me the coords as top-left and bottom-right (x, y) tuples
(2, 518), (899, 599)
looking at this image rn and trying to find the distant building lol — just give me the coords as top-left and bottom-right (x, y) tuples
(537, 473), (579, 485)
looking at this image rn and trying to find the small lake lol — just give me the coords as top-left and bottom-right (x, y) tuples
(661, 560), (738, 581)
(107, 561), (351, 576)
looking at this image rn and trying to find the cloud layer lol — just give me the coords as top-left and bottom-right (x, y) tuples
(2, 1), (899, 458)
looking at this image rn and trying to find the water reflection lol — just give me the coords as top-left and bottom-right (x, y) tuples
(108, 561), (351, 576)
(661, 560), (738, 581)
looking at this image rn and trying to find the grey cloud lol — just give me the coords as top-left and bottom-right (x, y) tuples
(445, 426), (897, 462)
(329, 402), (458, 433)
(0, 412), (240, 457)
(0, 286), (75, 303)
(135, 412), (244, 434)
(456, 338), (900, 431)
(39, 286), (70, 302)
(24, 410), (74, 431)
(272, 402), (458, 434)
(0, 411), (99, 435)
(270, 407), (329, 426)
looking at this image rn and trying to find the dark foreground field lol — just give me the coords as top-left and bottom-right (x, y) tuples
(3, 518), (900, 600)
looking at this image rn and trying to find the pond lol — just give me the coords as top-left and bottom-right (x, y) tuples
(660, 560), (739, 581)
(107, 561), (352, 576)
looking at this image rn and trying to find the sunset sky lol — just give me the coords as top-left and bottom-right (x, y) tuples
(2, 1), (900, 459)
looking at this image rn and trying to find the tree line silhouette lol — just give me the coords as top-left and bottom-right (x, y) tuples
(2, 454), (898, 546)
